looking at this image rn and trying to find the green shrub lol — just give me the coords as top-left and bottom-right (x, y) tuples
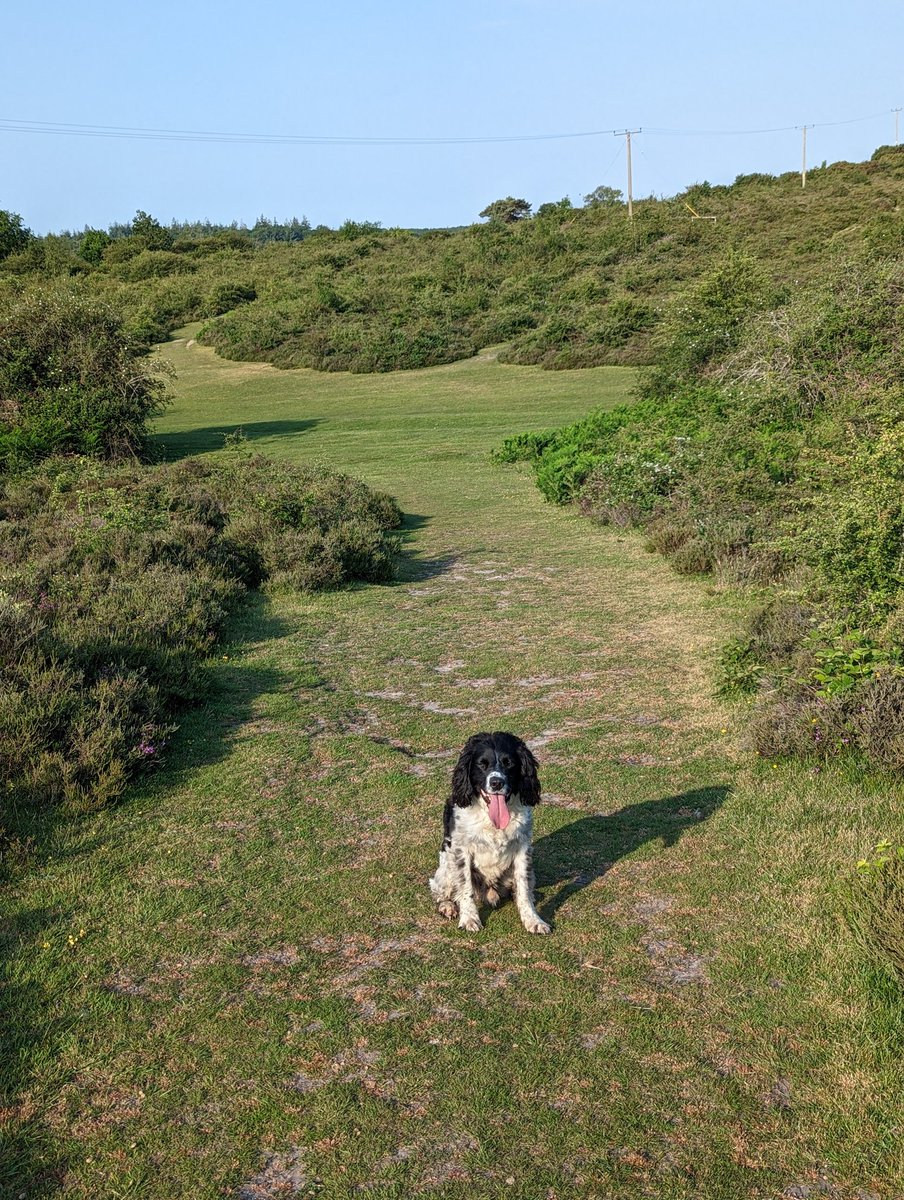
(102, 237), (147, 265)
(491, 429), (558, 464)
(9, 148), (904, 373)
(716, 638), (765, 697)
(78, 229), (111, 265)
(111, 250), (196, 282)
(0, 288), (170, 471)
(200, 282), (257, 317)
(0, 453), (401, 817)
(201, 304), (475, 373)
(643, 248), (781, 398)
(791, 428), (904, 622)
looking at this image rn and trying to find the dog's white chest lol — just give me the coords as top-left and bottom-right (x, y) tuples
(455, 806), (532, 879)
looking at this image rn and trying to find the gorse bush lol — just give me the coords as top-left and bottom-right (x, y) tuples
(643, 248), (782, 397)
(0, 288), (170, 471)
(0, 452), (401, 816)
(200, 281), (257, 318)
(498, 246), (904, 772)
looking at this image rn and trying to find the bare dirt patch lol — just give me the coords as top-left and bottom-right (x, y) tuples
(643, 937), (710, 986)
(241, 946), (301, 969)
(288, 1042), (383, 1096)
(237, 1147), (309, 1199)
(302, 926), (442, 1022)
(601, 894), (711, 987)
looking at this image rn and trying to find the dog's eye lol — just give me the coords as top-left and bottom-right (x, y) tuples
(501, 757), (513, 768)
(477, 757), (490, 769)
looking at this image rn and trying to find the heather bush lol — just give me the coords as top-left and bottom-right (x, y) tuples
(0, 453), (401, 815)
(0, 288), (169, 470)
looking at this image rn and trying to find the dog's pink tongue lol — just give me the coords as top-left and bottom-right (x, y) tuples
(488, 793), (510, 830)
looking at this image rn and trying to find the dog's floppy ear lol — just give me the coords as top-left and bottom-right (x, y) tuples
(516, 739), (541, 806)
(451, 734), (481, 808)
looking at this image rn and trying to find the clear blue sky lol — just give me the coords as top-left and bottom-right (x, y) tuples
(3, 0), (902, 233)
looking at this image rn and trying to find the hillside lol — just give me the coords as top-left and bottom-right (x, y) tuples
(2, 145), (904, 373)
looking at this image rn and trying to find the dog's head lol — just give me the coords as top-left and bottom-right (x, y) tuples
(451, 731), (541, 829)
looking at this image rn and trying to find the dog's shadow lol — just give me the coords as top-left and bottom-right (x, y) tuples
(533, 785), (731, 924)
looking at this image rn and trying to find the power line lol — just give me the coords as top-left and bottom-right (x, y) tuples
(0, 108), (896, 148)
(644, 109), (889, 137)
(0, 116), (620, 146)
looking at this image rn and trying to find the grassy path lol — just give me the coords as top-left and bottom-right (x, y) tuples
(5, 336), (903, 1199)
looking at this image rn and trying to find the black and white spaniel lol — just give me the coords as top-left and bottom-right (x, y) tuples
(429, 731), (550, 934)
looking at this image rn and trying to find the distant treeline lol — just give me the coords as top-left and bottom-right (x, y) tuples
(56, 214), (315, 247)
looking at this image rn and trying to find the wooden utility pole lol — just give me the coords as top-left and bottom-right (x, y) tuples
(799, 124), (812, 188)
(894, 107), (902, 147)
(614, 129), (641, 219)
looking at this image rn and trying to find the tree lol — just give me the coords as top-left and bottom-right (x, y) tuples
(130, 210), (173, 250)
(536, 197), (574, 219)
(249, 215), (312, 246)
(583, 185), (624, 208)
(79, 228), (111, 265)
(0, 210), (32, 259)
(479, 197), (531, 224)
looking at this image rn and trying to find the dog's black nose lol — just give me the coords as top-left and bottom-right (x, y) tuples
(487, 773), (506, 790)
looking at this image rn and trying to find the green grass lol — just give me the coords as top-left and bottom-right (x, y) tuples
(3, 334), (903, 1199)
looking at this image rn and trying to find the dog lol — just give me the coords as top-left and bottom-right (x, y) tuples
(429, 731), (550, 934)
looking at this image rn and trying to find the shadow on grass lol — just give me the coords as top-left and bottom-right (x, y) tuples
(534, 785), (731, 924)
(393, 512), (460, 584)
(127, 591), (291, 785)
(0, 591), (291, 1197)
(0, 908), (71, 1198)
(151, 418), (320, 459)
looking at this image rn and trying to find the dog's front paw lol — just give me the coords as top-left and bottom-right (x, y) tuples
(437, 900), (458, 921)
(523, 917), (551, 935)
(459, 914), (482, 933)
